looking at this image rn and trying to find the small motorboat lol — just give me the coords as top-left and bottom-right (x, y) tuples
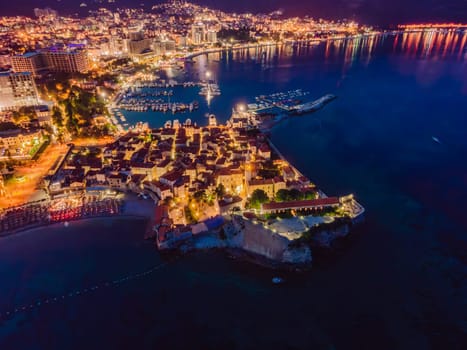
(432, 136), (441, 144)
(272, 277), (284, 284)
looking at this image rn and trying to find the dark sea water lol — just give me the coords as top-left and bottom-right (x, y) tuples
(1, 32), (467, 349)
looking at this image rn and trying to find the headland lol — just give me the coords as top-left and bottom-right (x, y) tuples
(0, 104), (364, 269)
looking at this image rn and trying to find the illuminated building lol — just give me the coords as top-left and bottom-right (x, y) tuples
(34, 105), (52, 127)
(216, 169), (244, 194)
(0, 71), (39, 110)
(108, 37), (127, 56)
(12, 47), (90, 76)
(127, 31), (152, 57)
(191, 23), (206, 45)
(0, 128), (43, 156)
(206, 30), (218, 43)
(152, 39), (176, 55)
(0, 51), (11, 69)
(11, 52), (47, 77)
(42, 45), (89, 73)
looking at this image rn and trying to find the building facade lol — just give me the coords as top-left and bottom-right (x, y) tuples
(0, 71), (39, 110)
(42, 46), (89, 73)
(11, 52), (46, 77)
(12, 46), (89, 75)
(191, 23), (206, 45)
(0, 128), (42, 151)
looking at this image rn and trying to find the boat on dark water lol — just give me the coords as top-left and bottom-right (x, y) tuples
(272, 277), (285, 284)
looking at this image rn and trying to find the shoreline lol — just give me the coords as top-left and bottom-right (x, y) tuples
(185, 42), (284, 59)
(183, 31), (416, 62)
(184, 33), (394, 60)
(225, 247), (312, 272)
(0, 213), (151, 240)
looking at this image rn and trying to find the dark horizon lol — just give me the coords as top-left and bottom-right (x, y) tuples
(2, 0), (467, 27)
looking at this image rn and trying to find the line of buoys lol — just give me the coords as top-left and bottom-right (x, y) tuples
(0, 262), (168, 320)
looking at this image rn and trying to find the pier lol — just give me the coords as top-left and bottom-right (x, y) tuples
(289, 94), (337, 115)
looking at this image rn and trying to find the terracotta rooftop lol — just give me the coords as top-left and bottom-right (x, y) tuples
(249, 178), (274, 186)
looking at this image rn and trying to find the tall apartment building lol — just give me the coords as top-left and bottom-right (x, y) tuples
(206, 30), (218, 44)
(0, 51), (11, 69)
(0, 71), (39, 110)
(42, 46), (89, 73)
(127, 31), (152, 56)
(11, 52), (46, 77)
(152, 39), (176, 55)
(127, 39), (152, 56)
(191, 23), (206, 45)
(11, 46), (89, 75)
(108, 37), (127, 56)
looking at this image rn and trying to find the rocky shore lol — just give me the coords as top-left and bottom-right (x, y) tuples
(157, 213), (362, 271)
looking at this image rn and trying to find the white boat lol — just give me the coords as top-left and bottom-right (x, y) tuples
(432, 136), (441, 144)
(272, 277), (284, 284)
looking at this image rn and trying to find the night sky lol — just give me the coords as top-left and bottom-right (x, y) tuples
(2, 0), (467, 26)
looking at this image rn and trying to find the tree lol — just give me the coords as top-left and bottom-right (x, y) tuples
(215, 183), (226, 199)
(304, 190), (317, 200)
(289, 188), (303, 201)
(275, 188), (316, 202)
(275, 189), (290, 202)
(11, 110), (31, 125)
(184, 205), (196, 224)
(193, 190), (207, 203)
(52, 107), (63, 127)
(218, 27), (252, 42)
(249, 189), (269, 209)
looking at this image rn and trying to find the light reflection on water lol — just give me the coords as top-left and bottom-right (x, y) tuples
(120, 31), (466, 131)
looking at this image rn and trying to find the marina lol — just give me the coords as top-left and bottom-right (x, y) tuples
(199, 82), (221, 96)
(109, 80), (204, 132)
(109, 73), (224, 131)
(247, 89), (310, 113)
(116, 100), (199, 113)
(131, 80), (199, 89)
(246, 89), (336, 123)
(115, 82), (201, 114)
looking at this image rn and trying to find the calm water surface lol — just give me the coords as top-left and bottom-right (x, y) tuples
(1, 32), (466, 349)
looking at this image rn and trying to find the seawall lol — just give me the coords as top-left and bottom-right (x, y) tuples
(231, 215), (313, 267)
